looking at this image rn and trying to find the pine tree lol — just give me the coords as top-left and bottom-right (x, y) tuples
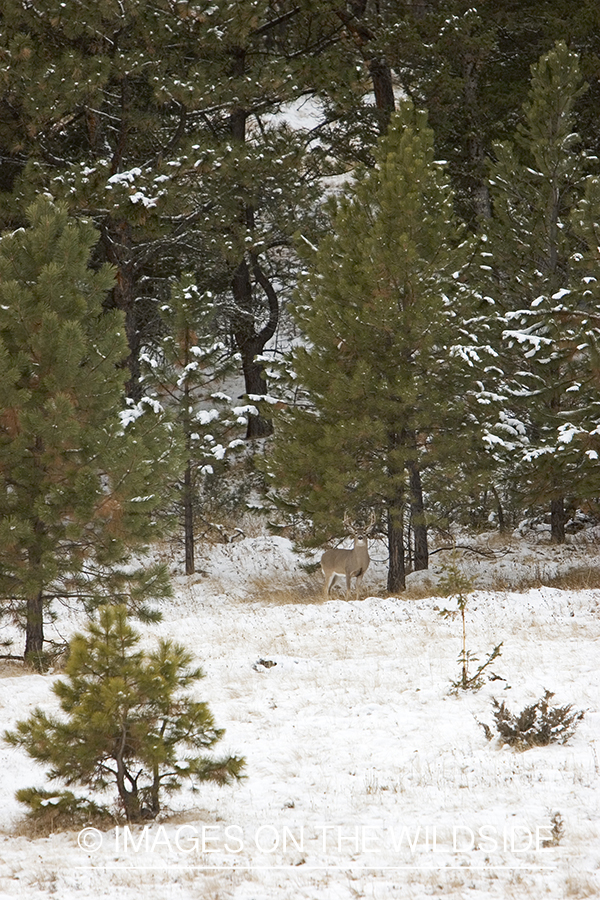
(556, 175), (600, 501)
(385, 0), (600, 227)
(0, 198), (179, 666)
(268, 102), (480, 591)
(143, 276), (246, 574)
(0, 0), (331, 410)
(5, 605), (244, 822)
(480, 42), (591, 540)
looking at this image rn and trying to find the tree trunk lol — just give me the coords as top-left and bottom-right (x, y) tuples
(181, 368), (195, 575)
(407, 459), (428, 570)
(115, 744), (142, 822)
(550, 497), (566, 544)
(183, 460), (195, 575)
(369, 56), (396, 128)
(387, 503), (406, 593)
(229, 86), (279, 439)
(462, 46), (492, 223)
(148, 765), (161, 819)
(231, 257), (277, 439)
(335, 5), (396, 133)
(25, 515), (45, 666)
(102, 219), (142, 401)
(490, 484), (506, 532)
(25, 591), (44, 664)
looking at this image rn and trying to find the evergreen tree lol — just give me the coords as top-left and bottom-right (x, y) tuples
(384, 0), (600, 227)
(555, 175), (600, 503)
(480, 42), (591, 541)
(5, 605), (244, 822)
(143, 276), (246, 574)
(0, 0), (227, 394)
(268, 102), (480, 591)
(0, 0), (331, 410)
(0, 199), (178, 665)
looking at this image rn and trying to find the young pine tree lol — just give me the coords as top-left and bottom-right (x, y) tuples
(5, 605), (244, 822)
(269, 102), (481, 592)
(0, 199), (179, 666)
(481, 42), (591, 540)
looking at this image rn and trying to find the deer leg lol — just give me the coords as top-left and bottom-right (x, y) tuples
(345, 572), (353, 599)
(355, 572), (364, 600)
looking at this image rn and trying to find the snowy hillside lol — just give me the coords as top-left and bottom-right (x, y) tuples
(0, 532), (599, 900)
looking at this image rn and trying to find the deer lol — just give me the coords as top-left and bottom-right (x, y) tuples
(320, 512), (376, 600)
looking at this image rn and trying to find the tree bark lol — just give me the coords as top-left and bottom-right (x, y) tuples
(25, 591), (44, 663)
(387, 502), (406, 592)
(463, 54), (492, 222)
(25, 514), (45, 665)
(231, 258), (275, 439)
(407, 459), (428, 570)
(180, 349), (196, 575)
(335, 5), (396, 133)
(183, 460), (195, 575)
(228, 76), (279, 439)
(115, 731), (142, 822)
(490, 484), (506, 532)
(102, 219), (142, 401)
(550, 497), (566, 544)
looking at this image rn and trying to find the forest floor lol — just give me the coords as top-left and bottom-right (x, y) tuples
(0, 524), (598, 899)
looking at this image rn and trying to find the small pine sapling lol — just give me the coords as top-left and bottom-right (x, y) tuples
(439, 552), (502, 691)
(485, 690), (584, 750)
(5, 605), (244, 823)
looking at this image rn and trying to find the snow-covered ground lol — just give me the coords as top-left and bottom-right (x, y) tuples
(0, 530), (599, 899)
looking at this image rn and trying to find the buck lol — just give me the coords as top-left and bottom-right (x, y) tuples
(320, 513), (376, 600)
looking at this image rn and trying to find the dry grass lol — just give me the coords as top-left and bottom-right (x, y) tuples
(402, 580), (444, 601)
(564, 874), (600, 898)
(246, 573), (327, 605)
(244, 559), (600, 606)
(477, 564), (600, 594)
(0, 658), (26, 678)
(9, 805), (116, 840)
(542, 565), (600, 590)
(0, 649), (68, 677)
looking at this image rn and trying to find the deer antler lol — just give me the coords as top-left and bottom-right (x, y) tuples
(343, 513), (357, 536)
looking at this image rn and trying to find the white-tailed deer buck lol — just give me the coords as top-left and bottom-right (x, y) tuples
(321, 513), (376, 600)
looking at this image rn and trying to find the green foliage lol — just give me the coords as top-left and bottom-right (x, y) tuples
(5, 605), (244, 823)
(480, 42), (596, 539)
(484, 691), (584, 750)
(437, 553), (477, 603)
(15, 787), (110, 831)
(439, 552), (502, 691)
(141, 275), (246, 572)
(0, 0), (332, 405)
(268, 101), (481, 590)
(386, 0), (600, 225)
(0, 199), (180, 663)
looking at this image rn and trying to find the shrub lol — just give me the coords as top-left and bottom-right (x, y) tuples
(484, 691), (584, 749)
(14, 788), (110, 832)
